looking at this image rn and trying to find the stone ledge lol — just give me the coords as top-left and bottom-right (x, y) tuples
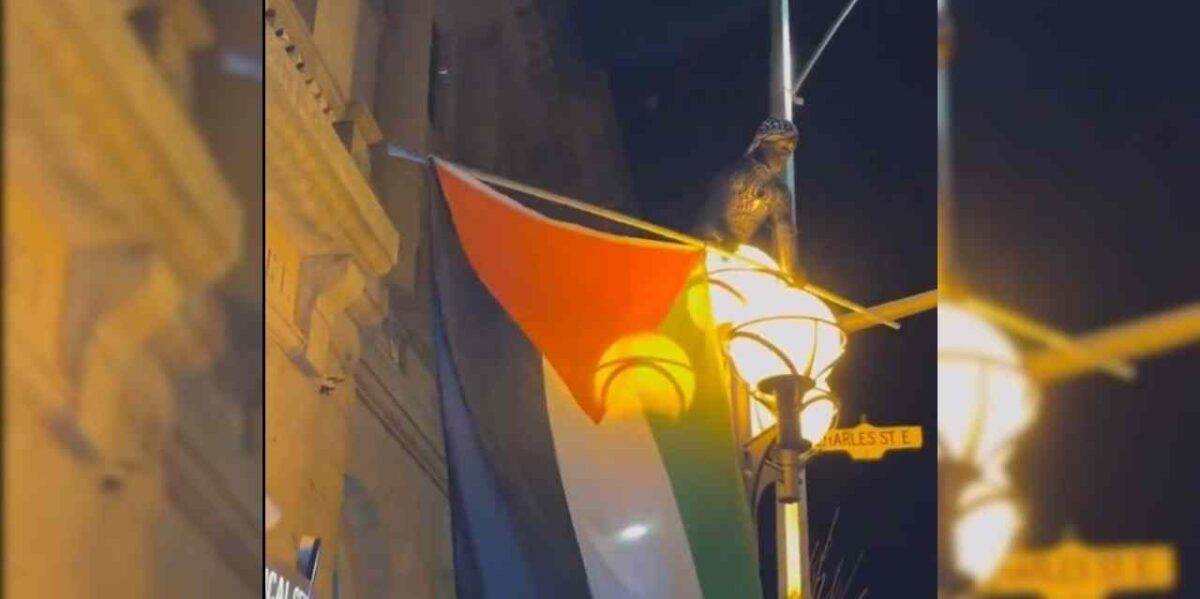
(266, 16), (401, 381)
(5, 0), (248, 477)
(265, 0), (346, 119)
(267, 24), (399, 277)
(7, 0), (242, 284)
(265, 0), (384, 142)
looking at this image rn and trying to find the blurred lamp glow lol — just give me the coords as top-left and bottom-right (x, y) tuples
(937, 303), (1036, 466)
(593, 333), (696, 421)
(728, 286), (845, 389)
(954, 498), (1020, 583)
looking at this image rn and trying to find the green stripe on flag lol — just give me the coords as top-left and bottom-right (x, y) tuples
(646, 266), (762, 598)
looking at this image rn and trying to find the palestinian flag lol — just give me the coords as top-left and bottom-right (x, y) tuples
(429, 159), (762, 598)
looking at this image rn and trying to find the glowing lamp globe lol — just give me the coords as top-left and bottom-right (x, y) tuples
(954, 496), (1020, 583)
(593, 333), (696, 421)
(750, 380), (839, 444)
(800, 396), (837, 444)
(701, 245), (789, 327)
(727, 286), (846, 390)
(937, 303), (1037, 468)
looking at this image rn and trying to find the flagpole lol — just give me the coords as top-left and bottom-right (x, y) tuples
(768, 1), (815, 596)
(394, 148), (901, 330)
(792, 0), (862, 99)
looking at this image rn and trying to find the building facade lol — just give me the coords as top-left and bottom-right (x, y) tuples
(4, 0), (263, 596)
(264, 0), (635, 596)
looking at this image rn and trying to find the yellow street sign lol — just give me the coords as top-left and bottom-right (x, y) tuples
(979, 537), (1177, 599)
(814, 418), (923, 461)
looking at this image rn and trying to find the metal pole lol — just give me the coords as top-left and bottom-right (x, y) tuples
(937, 9), (968, 598)
(392, 148), (902, 329)
(937, 0), (953, 293)
(769, 2), (811, 596)
(838, 289), (939, 332)
(792, 0), (863, 99)
(770, 0), (797, 224)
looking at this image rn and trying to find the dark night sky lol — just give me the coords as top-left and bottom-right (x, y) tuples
(953, 1), (1200, 596)
(577, 1), (936, 596)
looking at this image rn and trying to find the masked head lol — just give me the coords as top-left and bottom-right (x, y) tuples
(746, 117), (798, 172)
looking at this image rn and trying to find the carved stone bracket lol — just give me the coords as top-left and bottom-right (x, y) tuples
(6, 3), (264, 596)
(74, 257), (185, 480)
(6, 0), (243, 484)
(297, 254), (367, 376)
(266, 14), (401, 384)
(6, 182), (235, 488)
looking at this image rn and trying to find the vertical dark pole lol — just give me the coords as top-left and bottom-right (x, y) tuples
(938, 0), (954, 293)
(938, 3), (959, 596)
(769, 4), (811, 595)
(769, 0), (799, 280)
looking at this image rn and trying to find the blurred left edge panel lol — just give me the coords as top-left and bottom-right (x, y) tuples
(4, 0), (264, 596)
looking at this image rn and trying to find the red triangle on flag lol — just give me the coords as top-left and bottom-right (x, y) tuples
(434, 160), (703, 423)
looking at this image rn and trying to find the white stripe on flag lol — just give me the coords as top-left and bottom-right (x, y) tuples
(543, 358), (703, 599)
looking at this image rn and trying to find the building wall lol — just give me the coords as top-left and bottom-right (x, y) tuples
(266, 0), (637, 597)
(265, 0), (417, 596)
(4, 0), (263, 597)
(7, 0), (638, 595)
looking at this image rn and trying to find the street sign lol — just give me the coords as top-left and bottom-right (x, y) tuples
(265, 564), (313, 599)
(814, 417), (923, 461)
(979, 536), (1177, 599)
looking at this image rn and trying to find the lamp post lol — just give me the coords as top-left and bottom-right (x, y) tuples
(937, 303), (1036, 597)
(936, 3), (1027, 591)
(938, 0), (954, 292)
(769, 0), (798, 275)
(727, 283), (846, 504)
(708, 244), (846, 597)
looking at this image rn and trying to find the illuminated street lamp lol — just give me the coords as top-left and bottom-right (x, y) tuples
(708, 247), (843, 445)
(713, 245), (847, 503)
(938, 302), (1036, 596)
(711, 244), (847, 599)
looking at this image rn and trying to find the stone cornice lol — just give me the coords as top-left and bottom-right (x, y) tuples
(5, 0), (246, 477)
(266, 12), (400, 379)
(7, 0), (241, 285)
(265, 0), (346, 119)
(265, 0), (383, 143)
(6, 4), (262, 596)
(266, 20), (399, 277)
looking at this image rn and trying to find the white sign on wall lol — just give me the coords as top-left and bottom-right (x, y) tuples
(265, 567), (310, 599)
